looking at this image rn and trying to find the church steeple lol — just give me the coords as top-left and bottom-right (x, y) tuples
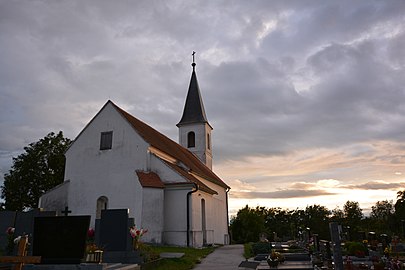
(177, 52), (213, 169)
(177, 52), (210, 127)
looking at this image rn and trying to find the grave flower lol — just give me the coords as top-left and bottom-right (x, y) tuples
(14, 236), (22, 244)
(85, 227), (102, 254)
(87, 227), (95, 239)
(6, 227), (15, 235)
(129, 225), (148, 250)
(5, 227), (15, 255)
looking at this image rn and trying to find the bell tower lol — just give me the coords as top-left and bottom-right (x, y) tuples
(177, 52), (213, 169)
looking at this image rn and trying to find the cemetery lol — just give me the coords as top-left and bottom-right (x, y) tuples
(2, 208), (405, 270)
(0, 208), (217, 270)
(238, 222), (405, 270)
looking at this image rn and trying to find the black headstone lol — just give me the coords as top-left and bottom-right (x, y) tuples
(15, 209), (56, 237)
(99, 209), (130, 251)
(33, 216), (90, 264)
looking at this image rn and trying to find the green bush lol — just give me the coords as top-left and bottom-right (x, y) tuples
(344, 241), (367, 256)
(252, 242), (272, 255)
(244, 243), (254, 259)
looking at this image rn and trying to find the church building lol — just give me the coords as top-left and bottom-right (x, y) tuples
(39, 58), (230, 247)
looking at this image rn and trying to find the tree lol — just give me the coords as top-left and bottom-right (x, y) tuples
(343, 201), (363, 237)
(1, 131), (71, 211)
(395, 190), (405, 220)
(330, 206), (344, 223)
(303, 204), (331, 239)
(369, 200), (394, 234)
(230, 205), (267, 243)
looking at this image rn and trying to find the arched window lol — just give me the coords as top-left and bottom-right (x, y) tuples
(207, 133), (211, 150)
(96, 196), (108, 219)
(187, 132), (195, 148)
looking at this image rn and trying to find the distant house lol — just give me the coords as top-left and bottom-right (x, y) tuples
(39, 60), (230, 247)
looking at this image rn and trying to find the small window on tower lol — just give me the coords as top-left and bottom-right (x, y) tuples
(100, 131), (113, 150)
(187, 132), (195, 148)
(207, 133), (210, 150)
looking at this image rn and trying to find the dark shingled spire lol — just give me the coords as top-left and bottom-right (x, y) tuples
(177, 52), (210, 127)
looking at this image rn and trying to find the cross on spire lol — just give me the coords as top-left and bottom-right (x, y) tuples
(192, 51), (196, 71)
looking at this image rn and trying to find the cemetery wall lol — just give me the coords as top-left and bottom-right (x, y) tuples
(141, 187), (164, 244)
(64, 103), (148, 224)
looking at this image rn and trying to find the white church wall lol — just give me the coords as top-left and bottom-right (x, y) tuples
(141, 187), (164, 244)
(190, 191), (214, 247)
(149, 155), (185, 183)
(65, 102), (149, 225)
(178, 123), (212, 169)
(191, 175), (229, 245)
(163, 186), (189, 246)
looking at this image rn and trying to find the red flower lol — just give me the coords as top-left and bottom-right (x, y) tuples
(88, 228), (95, 238)
(6, 227), (15, 235)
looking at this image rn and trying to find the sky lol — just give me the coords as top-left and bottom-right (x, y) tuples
(1, 0), (405, 217)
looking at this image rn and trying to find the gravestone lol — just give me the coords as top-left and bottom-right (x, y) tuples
(98, 209), (131, 251)
(14, 209), (56, 255)
(95, 209), (140, 264)
(313, 234), (320, 252)
(329, 222), (343, 270)
(32, 216), (90, 264)
(0, 211), (16, 252)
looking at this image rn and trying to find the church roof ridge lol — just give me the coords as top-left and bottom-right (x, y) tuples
(110, 101), (229, 189)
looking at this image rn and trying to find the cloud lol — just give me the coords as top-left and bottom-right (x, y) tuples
(231, 189), (335, 199)
(344, 181), (405, 191)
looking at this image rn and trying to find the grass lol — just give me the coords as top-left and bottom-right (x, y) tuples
(142, 245), (215, 270)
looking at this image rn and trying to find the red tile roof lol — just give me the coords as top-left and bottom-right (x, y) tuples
(136, 171), (165, 188)
(110, 101), (230, 190)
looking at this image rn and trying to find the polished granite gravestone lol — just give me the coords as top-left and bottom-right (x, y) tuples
(15, 209), (56, 256)
(15, 209), (56, 238)
(95, 209), (140, 264)
(32, 216), (90, 264)
(0, 209), (56, 256)
(99, 209), (129, 251)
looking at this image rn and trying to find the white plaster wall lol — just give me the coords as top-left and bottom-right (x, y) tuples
(150, 155), (186, 183)
(39, 180), (70, 212)
(191, 175), (229, 246)
(65, 102), (149, 225)
(163, 186), (190, 246)
(178, 123), (212, 169)
(141, 187), (164, 244)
